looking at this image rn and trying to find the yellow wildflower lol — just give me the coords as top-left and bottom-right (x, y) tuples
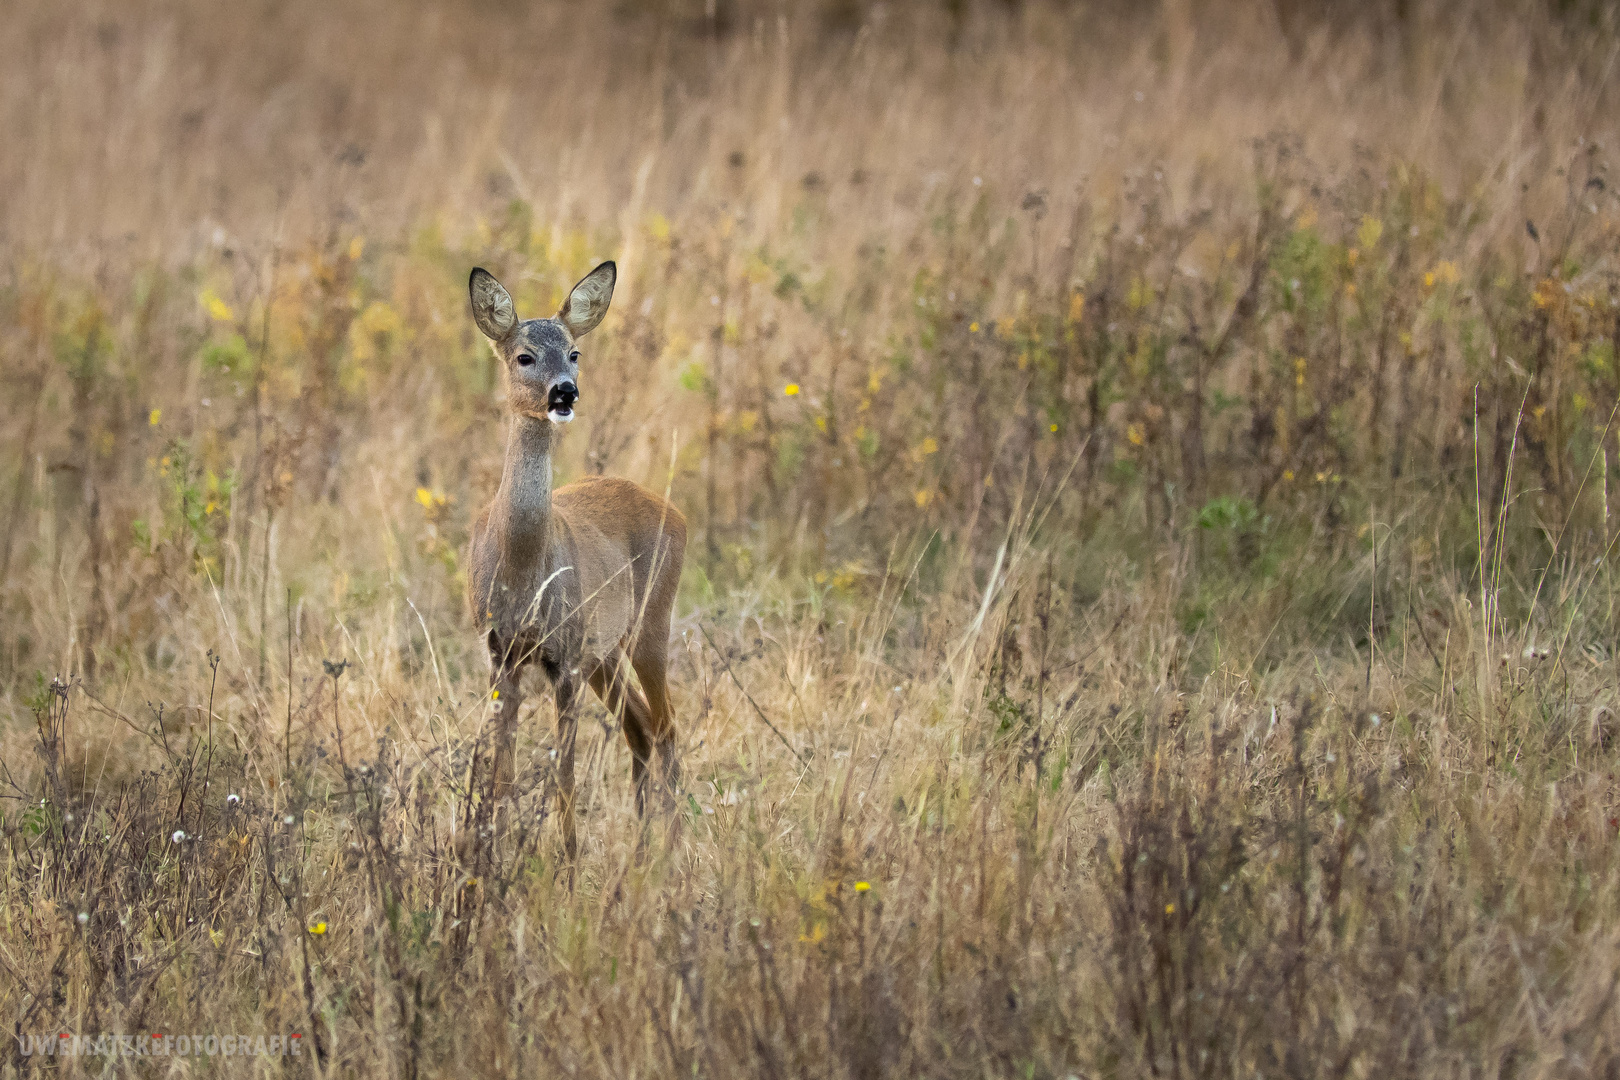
(308, 922), (327, 935)
(149, 408), (161, 427)
(199, 288), (234, 323)
(1357, 216), (1383, 250)
(784, 383), (800, 397)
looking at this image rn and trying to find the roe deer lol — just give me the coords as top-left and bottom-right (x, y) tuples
(466, 262), (686, 858)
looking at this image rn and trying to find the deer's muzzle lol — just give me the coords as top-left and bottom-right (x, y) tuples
(547, 380), (578, 424)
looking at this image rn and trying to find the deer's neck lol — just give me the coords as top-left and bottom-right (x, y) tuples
(493, 415), (558, 569)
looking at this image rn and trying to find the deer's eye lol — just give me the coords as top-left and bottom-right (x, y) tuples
(569, 350), (580, 364)
(516, 354), (536, 367)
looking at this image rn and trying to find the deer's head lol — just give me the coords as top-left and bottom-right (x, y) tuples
(469, 262), (617, 425)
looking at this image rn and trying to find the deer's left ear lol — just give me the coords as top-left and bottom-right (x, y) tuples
(558, 261), (616, 338)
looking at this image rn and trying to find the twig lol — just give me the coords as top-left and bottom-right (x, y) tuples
(285, 588), (294, 774)
(202, 650), (221, 812)
(406, 598), (445, 696)
(698, 622), (808, 768)
(1366, 506), (1377, 697)
(1407, 597), (1445, 675)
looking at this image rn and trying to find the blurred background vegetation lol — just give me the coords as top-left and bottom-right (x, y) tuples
(5, 1), (1620, 1075)
(2, 0), (1618, 683)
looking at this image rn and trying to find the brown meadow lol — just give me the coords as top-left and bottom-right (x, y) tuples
(5, 1), (1620, 1076)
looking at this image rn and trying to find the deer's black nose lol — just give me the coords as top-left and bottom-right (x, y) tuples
(549, 381), (578, 411)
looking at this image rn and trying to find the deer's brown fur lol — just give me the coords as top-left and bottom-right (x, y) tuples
(466, 262), (685, 857)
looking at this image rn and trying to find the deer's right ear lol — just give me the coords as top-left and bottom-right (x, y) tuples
(469, 268), (517, 341)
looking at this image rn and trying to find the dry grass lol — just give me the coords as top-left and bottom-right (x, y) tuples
(6, 1), (1620, 1076)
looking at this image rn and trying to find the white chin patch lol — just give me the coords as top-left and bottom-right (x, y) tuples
(547, 408), (575, 424)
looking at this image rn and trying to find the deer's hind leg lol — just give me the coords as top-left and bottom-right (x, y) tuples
(627, 529), (685, 802)
(553, 669), (583, 861)
(588, 650), (659, 815)
(629, 634), (680, 796)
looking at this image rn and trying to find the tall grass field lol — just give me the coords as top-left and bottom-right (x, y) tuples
(4, 1), (1620, 1075)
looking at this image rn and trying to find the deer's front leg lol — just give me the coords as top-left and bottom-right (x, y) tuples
(490, 662), (525, 803)
(555, 673), (581, 860)
(486, 629), (527, 805)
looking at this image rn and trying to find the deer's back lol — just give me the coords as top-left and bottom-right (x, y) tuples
(552, 476), (687, 592)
